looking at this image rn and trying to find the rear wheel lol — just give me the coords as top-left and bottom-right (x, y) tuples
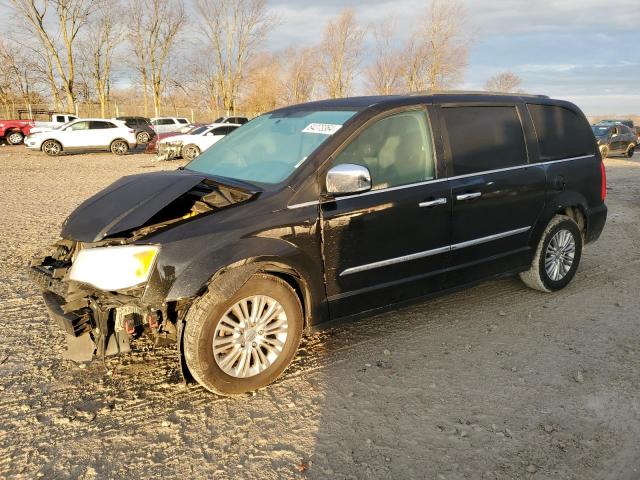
(110, 139), (129, 155)
(42, 140), (62, 156)
(183, 274), (303, 395)
(182, 144), (200, 161)
(520, 215), (583, 292)
(7, 131), (24, 145)
(136, 131), (150, 144)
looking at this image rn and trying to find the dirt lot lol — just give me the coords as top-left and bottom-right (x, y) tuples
(0, 145), (639, 480)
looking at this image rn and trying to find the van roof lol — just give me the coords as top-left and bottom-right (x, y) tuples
(271, 91), (568, 115)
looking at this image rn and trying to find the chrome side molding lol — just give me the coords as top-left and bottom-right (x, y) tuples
(340, 226), (531, 276)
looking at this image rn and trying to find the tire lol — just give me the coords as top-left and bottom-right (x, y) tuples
(182, 144), (200, 161)
(183, 274), (303, 395)
(519, 215), (583, 293)
(136, 131), (151, 144)
(625, 145), (635, 158)
(599, 145), (609, 159)
(7, 131), (24, 145)
(42, 140), (62, 157)
(110, 139), (129, 155)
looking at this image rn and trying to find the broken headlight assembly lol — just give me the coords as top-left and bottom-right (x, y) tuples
(68, 245), (159, 291)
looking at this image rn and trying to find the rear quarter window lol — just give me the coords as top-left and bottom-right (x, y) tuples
(441, 105), (527, 176)
(527, 104), (595, 161)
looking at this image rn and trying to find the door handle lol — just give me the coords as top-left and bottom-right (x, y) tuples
(419, 198), (448, 208)
(456, 192), (482, 201)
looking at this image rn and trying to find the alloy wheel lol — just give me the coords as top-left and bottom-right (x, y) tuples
(137, 132), (150, 144)
(212, 295), (289, 378)
(544, 229), (576, 281)
(8, 132), (23, 144)
(43, 141), (60, 156)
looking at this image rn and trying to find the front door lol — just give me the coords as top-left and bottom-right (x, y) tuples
(438, 104), (546, 285)
(62, 121), (93, 148)
(321, 108), (452, 318)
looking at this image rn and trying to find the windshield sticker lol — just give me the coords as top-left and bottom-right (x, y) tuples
(302, 123), (342, 135)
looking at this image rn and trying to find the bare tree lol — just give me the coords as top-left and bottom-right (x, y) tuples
(365, 23), (403, 95)
(242, 52), (282, 115)
(280, 47), (318, 104)
(83, 0), (122, 117)
(485, 71), (522, 93)
(126, 0), (185, 117)
(402, 0), (469, 92)
(10, 0), (94, 112)
(196, 0), (275, 114)
(319, 9), (365, 98)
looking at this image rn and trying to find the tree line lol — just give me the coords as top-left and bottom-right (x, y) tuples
(0, 0), (522, 119)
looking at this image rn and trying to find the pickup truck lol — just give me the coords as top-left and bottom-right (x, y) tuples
(28, 113), (79, 134)
(0, 119), (35, 145)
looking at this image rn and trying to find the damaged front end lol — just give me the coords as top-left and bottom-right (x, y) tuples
(30, 171), (258, 363)
(156, 141), (183, 161)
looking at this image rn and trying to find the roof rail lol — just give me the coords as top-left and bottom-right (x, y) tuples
(408, 90), (550, 99)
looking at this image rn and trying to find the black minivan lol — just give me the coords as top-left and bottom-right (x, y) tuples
(31, 93), (607, 395)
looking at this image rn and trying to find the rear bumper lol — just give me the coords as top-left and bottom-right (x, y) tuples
(586, 203), (607, 244)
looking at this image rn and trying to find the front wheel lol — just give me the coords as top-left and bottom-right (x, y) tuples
(599, 145), (609, 159)
(110, 140), (129, 155)
(626, 145), (635, 158)
(42, 140), (62, 156)
(182, 144), (200, 161)
(7, 131), (24, 145)
(520, 215), (583, 292)
(183, 274), (303, 395)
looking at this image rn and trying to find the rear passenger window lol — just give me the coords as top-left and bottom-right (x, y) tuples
(441, 106), (527, 176)
(177, 119), (189, 124)
(333, 110), (435, 190)
(528, 104), (595, 161)
(90, 121), (116, 129)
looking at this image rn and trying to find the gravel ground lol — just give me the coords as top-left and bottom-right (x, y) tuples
(0, 146), (639, 480)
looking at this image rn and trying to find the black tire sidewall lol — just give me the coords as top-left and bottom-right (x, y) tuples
(538, 219), (583, 291)
(187, 276), (303, 395)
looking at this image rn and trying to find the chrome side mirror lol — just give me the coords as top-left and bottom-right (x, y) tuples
(326, 163), (372, 196)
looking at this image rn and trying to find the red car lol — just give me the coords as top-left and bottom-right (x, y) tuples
(0, 119), (35, 145)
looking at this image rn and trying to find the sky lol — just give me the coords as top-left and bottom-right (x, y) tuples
(266, 0), (640, 115)
(1, 0), (638, 115)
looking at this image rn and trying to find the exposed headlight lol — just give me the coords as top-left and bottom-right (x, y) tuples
(69, 245), (159, 291)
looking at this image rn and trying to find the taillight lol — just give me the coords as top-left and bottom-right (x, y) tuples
(128, 129), (135, 133)
(600, 160), (607, 201)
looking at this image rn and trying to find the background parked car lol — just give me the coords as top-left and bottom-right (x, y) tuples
(599, 119), (634, 129)
(592, 123), (636, 158)
(150, 117), (190, 134)
(0, 119), (34, 144)
(25, 111), (79, 134)
(144, 124), (207, 153)
(25, 119), (137, 157)
(115, 116), (155, 144)
(157, 123), (240, 160)
(213, 115), (249, 125)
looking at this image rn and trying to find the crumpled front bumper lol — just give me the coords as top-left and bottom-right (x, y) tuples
(29, 261), (132, 362)
(156, 142), (183, 161)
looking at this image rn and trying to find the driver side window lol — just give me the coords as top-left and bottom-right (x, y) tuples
(68, 121), (90, 131)
(332, 110), (435, 190)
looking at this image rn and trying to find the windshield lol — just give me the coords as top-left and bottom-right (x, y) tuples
(592, 125), (612, 136)
(186, 110), (357, 184)
(189, 126), (208, 135)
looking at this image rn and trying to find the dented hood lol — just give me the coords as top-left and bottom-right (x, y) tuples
(61, 170), (208, 242)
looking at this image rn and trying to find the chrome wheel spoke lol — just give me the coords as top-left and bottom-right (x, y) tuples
(544, 228), (576, 282)
(213, 295), (288, 378)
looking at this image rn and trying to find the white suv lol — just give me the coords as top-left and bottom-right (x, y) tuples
(25, 119), (137, 156)
(150, 117), (190, 134)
